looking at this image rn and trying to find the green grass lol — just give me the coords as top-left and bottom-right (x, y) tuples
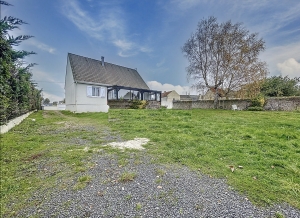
(135, 202), (142, 210)
(119, 172), (137, 182)
(1, 109), (299, 217)
(0, 110), (109, 217)
(73, 175), (92, 190)
(108, 109), (300, 208)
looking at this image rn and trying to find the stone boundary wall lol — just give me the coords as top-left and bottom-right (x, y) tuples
(108, 100), (131, 109)
(265, 97), (300, 111)
(0, 111), (35, 134)
(173, 96), (300, 111)
(108, 100), (161, 109)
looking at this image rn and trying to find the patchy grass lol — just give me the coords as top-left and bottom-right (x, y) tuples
(1, 109), (299, 216)
(155, 168), (166, 177)
(119, 172), (137, 182)
(73, 175), (92, 190)
(135, 202), (142, 210)
(0, 110), (109, 217)
(108, 109), (300, 208)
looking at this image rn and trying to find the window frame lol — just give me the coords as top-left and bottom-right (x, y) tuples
(87, 86), (106, 98)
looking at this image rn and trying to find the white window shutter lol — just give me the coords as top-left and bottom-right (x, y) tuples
(100, 87), (106, 98)
(87, 86), (92, 97)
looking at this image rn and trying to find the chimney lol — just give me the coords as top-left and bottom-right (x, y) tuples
(101, 56), (104, 66)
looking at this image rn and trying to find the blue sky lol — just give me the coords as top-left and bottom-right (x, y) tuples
(3, 0), (300, 101)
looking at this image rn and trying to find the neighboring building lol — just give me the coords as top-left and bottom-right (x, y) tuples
(180, 95), (200, 101)
(203, 88), (226, 100)
(202, 88), (236, 100)
(161, 90), (180, 109)
(65, 53), (157, 113)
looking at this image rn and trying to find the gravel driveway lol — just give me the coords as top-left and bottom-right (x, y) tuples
(19, 150), (300, 218)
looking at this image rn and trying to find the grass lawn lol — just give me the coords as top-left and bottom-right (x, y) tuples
(1, 109), (299, 216)
(0, 111), (112, 216)
(108, 109), (300, 208)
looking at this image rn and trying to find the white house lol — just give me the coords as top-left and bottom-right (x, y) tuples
(65, 53), (152, 113)
(161, 90), (180, 109)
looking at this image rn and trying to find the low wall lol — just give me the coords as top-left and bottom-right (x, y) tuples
(0, 111), (35, 134)
(108, 100), (131, 109)
(265, 97), (300, 111)
(108, 100), (161, 109)
(173, 96), (300, 111)
(146, 101), (161, 109)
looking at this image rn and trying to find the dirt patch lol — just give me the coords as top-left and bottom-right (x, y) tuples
(25, 153), (44, 162)
(104, 138), (149, 150)
(42, 111), (65, 118)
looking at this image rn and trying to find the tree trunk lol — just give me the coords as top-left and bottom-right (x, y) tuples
(214, 91), (219, 109)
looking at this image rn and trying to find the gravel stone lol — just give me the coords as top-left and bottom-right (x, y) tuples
(18, 151), (300, 218)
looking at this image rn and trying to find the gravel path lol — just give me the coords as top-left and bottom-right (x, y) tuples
(20, 151), (300, 218)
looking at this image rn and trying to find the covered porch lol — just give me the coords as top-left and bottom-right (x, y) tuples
(107, 85), (161, 102)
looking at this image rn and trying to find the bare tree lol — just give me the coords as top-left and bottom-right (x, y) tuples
(182, 16), (268, 108)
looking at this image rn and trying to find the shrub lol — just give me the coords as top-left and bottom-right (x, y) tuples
(251, 94), (265, 107)
(129, 100), (148, 109)
(247, 106), (264, 111)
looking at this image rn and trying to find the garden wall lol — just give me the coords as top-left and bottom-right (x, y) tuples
(264, 97), (300, 111)
(173, 96), (300, 111)
(108, 100), (161, 109)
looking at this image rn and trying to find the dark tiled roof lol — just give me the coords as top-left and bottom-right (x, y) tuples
(68, 53), (149, 90)
(161, 91), (172, 98)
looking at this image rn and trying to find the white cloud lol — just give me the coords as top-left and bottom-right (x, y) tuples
(113, 39), (133, 51)
(32, 70), (64, 89)
(170, 0), (203, 10)
(26, 39), (56, 54)
(277, 58), (300, 78)
(147, 80), (197, 95)
(31, 69), (65, 102)
(260, 41), (300, 76)
(156, 58), (165, 67)
(140, 46), (153, 53)
(63, 0), (151, 57)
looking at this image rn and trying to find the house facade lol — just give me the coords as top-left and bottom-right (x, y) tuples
(65, 53), (157, 113)
(161, 90), (180, 109)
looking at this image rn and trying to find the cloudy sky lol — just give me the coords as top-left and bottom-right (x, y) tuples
(2, 0), (300, 101)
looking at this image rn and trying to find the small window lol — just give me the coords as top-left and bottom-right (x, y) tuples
(92, 87), (100, 96)
(87, 86), (106, 98)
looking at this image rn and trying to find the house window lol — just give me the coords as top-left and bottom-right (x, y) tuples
(87, 86), (106, 98)
(92, 87), (100, 96)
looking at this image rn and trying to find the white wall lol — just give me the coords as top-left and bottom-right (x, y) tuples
(75, 83), (109, 113)
(161, 90), (180, 109)
(65, 57), (76, 111)
(65, 56), (109, 113)
(0, 111), (35, 134)
(161, 97), (173, 109)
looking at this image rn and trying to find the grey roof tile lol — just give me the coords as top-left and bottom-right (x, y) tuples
(68, 53), (149, 90)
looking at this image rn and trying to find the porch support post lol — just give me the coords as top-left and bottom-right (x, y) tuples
(116, 88), (120, 100)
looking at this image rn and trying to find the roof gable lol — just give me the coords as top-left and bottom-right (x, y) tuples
(162, 91), (172, 97)
(68, 53), (149, 90)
